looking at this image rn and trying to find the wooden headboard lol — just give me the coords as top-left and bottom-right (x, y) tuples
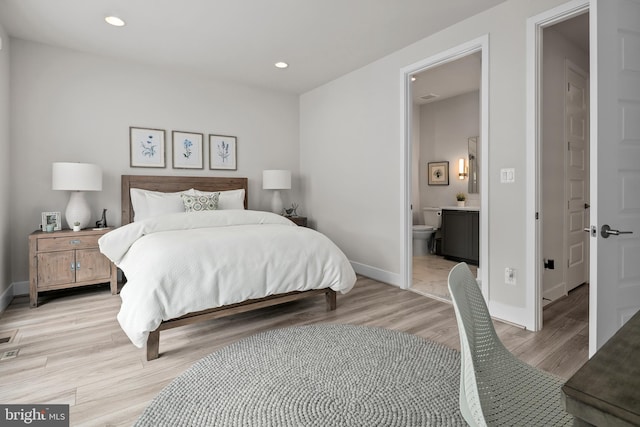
(121, 175), (248, 225)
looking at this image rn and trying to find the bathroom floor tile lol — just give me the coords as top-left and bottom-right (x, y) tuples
(411, 255), (478, 301)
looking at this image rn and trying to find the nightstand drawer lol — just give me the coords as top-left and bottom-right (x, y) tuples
(37, 234), (101, 252)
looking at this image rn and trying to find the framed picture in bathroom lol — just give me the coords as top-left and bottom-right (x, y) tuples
(428, 161), (449, 185)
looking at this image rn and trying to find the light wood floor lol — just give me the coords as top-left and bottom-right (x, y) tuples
(0, 277), (588, 426)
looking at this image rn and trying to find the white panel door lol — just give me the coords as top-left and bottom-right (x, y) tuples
(566, 62), (589, 292)
(591, 0), (640, 354)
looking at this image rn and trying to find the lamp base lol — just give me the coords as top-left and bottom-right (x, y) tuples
(65, 191), (91, 229)
(270, 190), (284, 215)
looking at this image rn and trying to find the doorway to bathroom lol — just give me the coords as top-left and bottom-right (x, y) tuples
(401, 37), (489, 301)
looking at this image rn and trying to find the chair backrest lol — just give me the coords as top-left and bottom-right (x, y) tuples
(448, 262), (507, 427)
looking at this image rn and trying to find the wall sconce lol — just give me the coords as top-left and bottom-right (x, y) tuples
(458, 158), (468, 180)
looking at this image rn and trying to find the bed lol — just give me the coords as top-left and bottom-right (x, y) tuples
(100, 175), (356, 360)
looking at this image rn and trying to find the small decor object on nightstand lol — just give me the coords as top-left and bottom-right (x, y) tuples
(73, 221), (81, 232)
(96, 208), (108, 229)
(285, 203), (299, 217)
(456, 192), (466, 207)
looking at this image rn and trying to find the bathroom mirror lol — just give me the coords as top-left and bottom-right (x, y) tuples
(468, 136), (478, 194)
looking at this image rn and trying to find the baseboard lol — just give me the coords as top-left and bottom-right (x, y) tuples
(0, 281), (28, 314)
(0, 284), (13, 313)
(350, 261), (401, 287)
(543, 282), (567, 303)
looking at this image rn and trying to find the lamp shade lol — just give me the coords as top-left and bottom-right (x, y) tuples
(262, 170), (291, 190)
(52, 162), (102, 191)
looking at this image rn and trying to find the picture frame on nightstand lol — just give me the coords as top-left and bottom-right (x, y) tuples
(41, 211), (61, 231)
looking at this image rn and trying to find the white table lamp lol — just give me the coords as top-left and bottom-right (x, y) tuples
(263, 170), (291, 214)
(52, 162), (102, 229)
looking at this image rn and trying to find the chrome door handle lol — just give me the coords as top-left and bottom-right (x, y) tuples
(601, 224), (633, 238)
(70, 262), (76, 271)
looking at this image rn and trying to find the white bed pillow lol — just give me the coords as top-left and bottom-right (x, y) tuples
(193, 188), (245, 210)
(130, 188), (195, 221)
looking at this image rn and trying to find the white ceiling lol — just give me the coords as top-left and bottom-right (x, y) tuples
(411, 52), (481, 105)
(0, 0), (507, 94)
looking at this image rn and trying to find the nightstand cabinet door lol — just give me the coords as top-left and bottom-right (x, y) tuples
(37, 251), (75, 287)
(76, 248), (112, 282)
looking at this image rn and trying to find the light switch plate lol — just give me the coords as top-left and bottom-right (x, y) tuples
(500, 168), (515, 183)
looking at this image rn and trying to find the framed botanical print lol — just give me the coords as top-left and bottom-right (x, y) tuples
(209, 134), (237, 170)
(428, 161), (449, 185)
(172, 131), (204, 169)
(130, 127), (166, 168)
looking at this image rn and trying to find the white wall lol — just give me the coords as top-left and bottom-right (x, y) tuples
(0, 25), (10, 303)
(419, 91), (480, 214)
(300, 0), (571, 323)
(9, 39), (300, 284)
(541, 27), (589, 300)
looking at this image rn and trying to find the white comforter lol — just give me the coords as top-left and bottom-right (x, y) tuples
(99, 210), (356, 348)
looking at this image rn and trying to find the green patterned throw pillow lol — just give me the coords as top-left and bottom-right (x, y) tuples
(181, 193), (220, 212)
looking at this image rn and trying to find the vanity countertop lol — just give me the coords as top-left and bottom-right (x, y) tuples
(441, 205), (480, 211)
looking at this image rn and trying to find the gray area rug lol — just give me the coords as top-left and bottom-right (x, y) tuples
(135, 324), (464, 426)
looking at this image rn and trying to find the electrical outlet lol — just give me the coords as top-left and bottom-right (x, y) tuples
(505, 268), (516, 285)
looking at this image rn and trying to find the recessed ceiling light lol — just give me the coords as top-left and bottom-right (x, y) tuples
(105, 16), (126, 27)
(274, 62), (289, 69)
(411, 76), (417, 82)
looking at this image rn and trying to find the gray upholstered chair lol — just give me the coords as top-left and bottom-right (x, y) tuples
(447, 262), (573, 426)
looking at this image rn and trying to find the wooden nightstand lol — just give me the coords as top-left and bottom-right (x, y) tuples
(28, 228), (117, 307)
(287, 216), (308, 227)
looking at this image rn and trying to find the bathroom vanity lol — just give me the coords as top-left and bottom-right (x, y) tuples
(441, 208), (479, 265)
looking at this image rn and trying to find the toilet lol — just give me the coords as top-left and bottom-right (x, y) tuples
(412, 208), (442, 256)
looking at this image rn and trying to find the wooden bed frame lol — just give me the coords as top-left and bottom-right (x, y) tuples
(120, 175), (337, 360)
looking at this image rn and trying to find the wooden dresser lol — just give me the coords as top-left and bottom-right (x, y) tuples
(29, 228), (117, 307)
